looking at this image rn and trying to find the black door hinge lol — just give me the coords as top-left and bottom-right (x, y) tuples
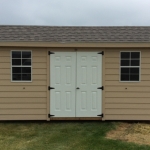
(48, 114), (55, 118)
(97, 86), (104, 90)
(97, 113), (103, 117)
(98, 51), (104, 55)
(48, 51), (55, 55)
(48, 86), (55, 90)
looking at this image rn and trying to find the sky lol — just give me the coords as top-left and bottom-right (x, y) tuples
(0, 0), (150, 26)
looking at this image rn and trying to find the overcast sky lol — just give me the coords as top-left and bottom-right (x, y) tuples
(0, 0), (150, 26)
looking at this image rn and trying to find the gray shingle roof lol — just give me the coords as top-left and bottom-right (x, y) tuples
(0, 25), (150, 42)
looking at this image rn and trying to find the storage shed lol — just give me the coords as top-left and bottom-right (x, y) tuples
(0, 25), (150, 121)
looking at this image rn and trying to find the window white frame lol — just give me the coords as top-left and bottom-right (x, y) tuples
(120, 51), (141, 82)
(11, 50), (32, 82)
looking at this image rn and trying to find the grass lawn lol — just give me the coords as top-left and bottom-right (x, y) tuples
(0, 121), (149, 150)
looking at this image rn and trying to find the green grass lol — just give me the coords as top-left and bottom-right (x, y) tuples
(0, 121), (149, 150)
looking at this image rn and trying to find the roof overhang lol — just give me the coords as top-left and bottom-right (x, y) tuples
(0, 42), (150, 48)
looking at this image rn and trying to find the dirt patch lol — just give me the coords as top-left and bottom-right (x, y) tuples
(106, 122), (150, 145)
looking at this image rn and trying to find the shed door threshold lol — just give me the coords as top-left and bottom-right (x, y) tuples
(50, 117), (102, 121)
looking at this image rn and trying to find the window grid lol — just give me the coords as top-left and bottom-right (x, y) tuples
(120, 52), (140, 82)
(11, 51), (32, 82)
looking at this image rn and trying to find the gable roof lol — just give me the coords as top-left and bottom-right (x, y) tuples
(0, 25), (150, 43)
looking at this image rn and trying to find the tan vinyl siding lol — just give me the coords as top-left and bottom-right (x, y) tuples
(0, 115), (46, 120)
(106, 98), (150, 103)
(0, 98), (47, 103)
(0, 86), (46, 91)
(105, 49), (150, 120)
(0, 47), (47, 120)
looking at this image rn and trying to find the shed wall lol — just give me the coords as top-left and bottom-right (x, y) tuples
(1, 46), (150, 121)
(104, 48), (150, 120)
(0, 47), (47, 120)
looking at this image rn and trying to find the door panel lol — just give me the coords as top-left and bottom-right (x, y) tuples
(76, 52), (102, 117)
(50, 52), (76, 117)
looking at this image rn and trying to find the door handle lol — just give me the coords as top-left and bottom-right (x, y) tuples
(76, 87), (80, 89)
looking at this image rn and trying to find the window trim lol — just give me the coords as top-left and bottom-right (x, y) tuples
(119, 51), (141, 82)
(11, 50), (32, 82)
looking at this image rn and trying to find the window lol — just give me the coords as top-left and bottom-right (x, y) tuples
(11, 51), (32, 81)
(120, 52), (140, 81)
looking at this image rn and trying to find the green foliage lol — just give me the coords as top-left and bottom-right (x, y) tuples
(0, 121), (149, 150)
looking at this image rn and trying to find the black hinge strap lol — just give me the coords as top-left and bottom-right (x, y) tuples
(97, 114), (103, 117)
(48, 51), (55, 55)
(48, 114), (55, 118)
(97, 86), (104, 90)
(97, 51), (104, 55)
(48, 86), (55, 90)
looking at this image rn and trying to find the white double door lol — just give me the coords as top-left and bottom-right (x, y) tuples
(50, 52), (102, 117)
